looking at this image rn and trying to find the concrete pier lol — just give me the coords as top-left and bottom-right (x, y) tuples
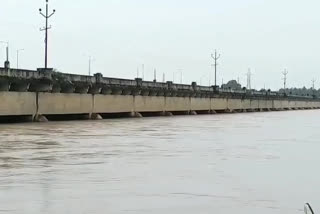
(164, 112), (174, 117)
(210, 110), (217, 114)
(33, 114), (48, 122)
(190, 111), (198, 115)
(90, 113), (103, 120)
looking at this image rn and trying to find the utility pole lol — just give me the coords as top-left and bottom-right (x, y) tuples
(246, 68), (252, 90)
(153, 69), (157, 82)
(312, 78), (316, 90)
(39, 0), (56, 69)
(0, 41), (10, 69)
(211, 50), (221, 86)
(16, 49), (24, 70)
(162, 73), (165, 82)
(142, 64), (145, 80)
(88, 56), (95, 76)
(282, 69), (288, 91)
(209, 67), (212, 86)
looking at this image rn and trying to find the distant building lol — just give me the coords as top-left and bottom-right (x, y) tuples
(221, 80), (242, 90)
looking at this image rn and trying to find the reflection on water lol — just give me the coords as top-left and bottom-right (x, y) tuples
(0, 110), (320, 214)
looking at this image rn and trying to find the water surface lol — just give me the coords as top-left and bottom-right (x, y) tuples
(0, 110), (319, 214)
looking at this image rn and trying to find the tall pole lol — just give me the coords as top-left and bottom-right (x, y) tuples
(0, 41), (9, 68)
(142, 64), (145, 80)
(282, 69), (288, 91)
(312, 79), (316, 90)
(0, 41), (9, 62)
(39, 0), (55, 69)
(246, 68), (252, 90)
(89, 56), (91, 76)
(211, 50), (221, 86)
(16, 49), (24, 70)
(153, 69), (157, 82)
(16, 51), (18, 70)
(312, 78), (316, 96)
(6, 46), (9, 62)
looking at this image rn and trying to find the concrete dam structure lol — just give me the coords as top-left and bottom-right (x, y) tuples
(0, 67), (319, 122)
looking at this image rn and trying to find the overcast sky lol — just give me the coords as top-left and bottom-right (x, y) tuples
(1, 0), (320, 89)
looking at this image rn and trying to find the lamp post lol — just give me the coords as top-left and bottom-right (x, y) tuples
(39, 0), (55, 69)
(16, 49), (24, 70)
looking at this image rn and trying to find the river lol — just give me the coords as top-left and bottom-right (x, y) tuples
(0, 110), (319, 214)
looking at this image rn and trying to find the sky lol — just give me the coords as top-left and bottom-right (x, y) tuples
(1, 0), (320, 90)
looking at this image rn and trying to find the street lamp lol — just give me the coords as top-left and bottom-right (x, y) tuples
(16, 49), (24, 70)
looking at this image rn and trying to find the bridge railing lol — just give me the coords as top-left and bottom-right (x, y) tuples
(0, 67), (318, 100)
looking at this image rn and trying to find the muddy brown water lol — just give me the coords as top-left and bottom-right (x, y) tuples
(0, 110), (319, 214)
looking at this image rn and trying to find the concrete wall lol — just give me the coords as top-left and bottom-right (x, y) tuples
(38, 93), (93, 115)
(165, 97), (190, 112)
(134, 96), (164, 112)
(211, 98), (228, 110)
(94, 95), (133, 113)
(0, 92), (320, 117)
(0, 92), (36, 116)
(191, 98), (211, 111)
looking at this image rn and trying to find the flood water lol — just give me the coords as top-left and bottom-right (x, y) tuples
(0, 110), (319, 214)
